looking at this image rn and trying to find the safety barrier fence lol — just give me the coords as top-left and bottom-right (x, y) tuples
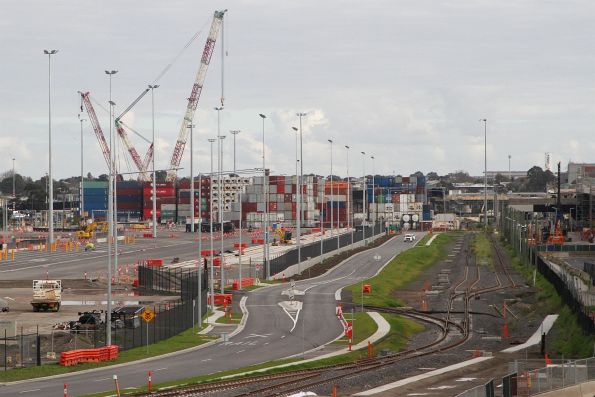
(59, 345), (118, 366)
(455, 379), (494, 397)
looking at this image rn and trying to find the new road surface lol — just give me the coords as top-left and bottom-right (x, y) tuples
(0, 232), (424, 396)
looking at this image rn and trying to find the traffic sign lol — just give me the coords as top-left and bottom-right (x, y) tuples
(141, 308), (155, 323)
(255, 264), (262, 270)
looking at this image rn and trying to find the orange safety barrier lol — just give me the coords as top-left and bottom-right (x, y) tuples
(207, 293), (232, 306)
(251, 238), (264, 244)
(233, 242), (248, 248)
(145, 259), (163, 267)
(143, 233), (153, 238)
(232, 277), (255, 290)
(200, 249), (216, 257)
(362, 284), (372, 293)
(59, 345), (119, 366)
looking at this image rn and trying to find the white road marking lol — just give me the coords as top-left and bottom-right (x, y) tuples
(19, 389), (41, 393)
(3, 297), (15, 301)
(94, 378), (111, 382)
(244, 333), (272, 338)
(280, 335), (286, 339)
(456, 378), (476, 382)
(200, 358), (212, 362)
(278, 301), (303, 332)
(236, 349), (245, 354)
(154, 367), (168, 371)
(427, 385), (456, 390)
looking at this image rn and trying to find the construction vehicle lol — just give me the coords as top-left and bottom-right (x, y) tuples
(76, 219), (97, 239)
(547, 220), (566, 245)
(272, 227), (292, 245)
(31, 280), (62, 312)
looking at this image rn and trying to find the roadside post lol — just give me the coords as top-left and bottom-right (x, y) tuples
(113, 374), (121, 397)
(141, 308), (155, 353)
(148, 370), (152, 392)
(63, 383), (68, 397)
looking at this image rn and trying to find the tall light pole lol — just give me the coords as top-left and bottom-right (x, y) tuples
(197, 171), (203, 328)
(328, 139), (337, 252)
(230, 130), (240, 174)
(371, 155), (376, 230)
(12, 158), (16, 199)
(44, 49), (58, 245)
(78, 115), (86, 219)
(208, 138), (216, 311)
(296, 112), (307, 273)
(480, 118), (487, 227)
(105, 69), (117, 345)
(188, 123), (196, 232)
(345, 145), (353, 246)
(218, 134), (226, 293)
(259, 113), (269, 279)
(291, 126), (301, 273)
(215, 106), (224, 292)
(508, 154), (512, 182)
(361, 151), (366, 245)
(149, 84), (159, 238)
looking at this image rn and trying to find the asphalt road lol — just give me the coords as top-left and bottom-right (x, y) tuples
(0, 232), (249, 280)
(0, 232), (424, 396)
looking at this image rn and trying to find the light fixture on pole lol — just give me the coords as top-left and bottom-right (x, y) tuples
(229, 130), (240, 174)
(345, 145), (353, 246)
(105, 69), (117, 345)
(361, 151), (366, 245)
(44, 49), (58, 246)
(291, 125), (302, 274)
(508, 154), (512, 182)
(208, 138), (216, 312)
(259, 113), (269, 279)
(149, 84), (159, 238)
(78, 115), (86, 219)
(12, 158), (16, 200)
(197, 171), (203, 328)
(188, 123), (196, 232)
(480, 118), (487, 227)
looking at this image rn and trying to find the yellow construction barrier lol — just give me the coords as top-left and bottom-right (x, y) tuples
(11, 250), (14, 261)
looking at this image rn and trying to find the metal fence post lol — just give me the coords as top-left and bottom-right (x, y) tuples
(4, 329), (7, 371)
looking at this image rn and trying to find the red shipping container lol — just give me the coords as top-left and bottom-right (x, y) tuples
(269, 202), (277, 211)
(277, 184), (285, 193)
(143, 182), (174, 188)
(143, 187), (175, 197)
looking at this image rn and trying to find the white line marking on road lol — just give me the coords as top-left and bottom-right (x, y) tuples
(154, 367), (168, 371)
(200, 358), (212, 362)
(244, 333), (271, 338)
(94, 378), (111, 382)
(280, 335), (286, 339)
(19, 389), (41, 393)
(236, 349), (245, 354)
(3, 297), (15, 301)
(263, 342), (269, 345)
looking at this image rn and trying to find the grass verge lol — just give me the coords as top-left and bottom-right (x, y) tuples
(472, 232), (492, 268)
(0, 326), (217, 383)
(333, 312), (377, 346)
(82, 314), (421, 397)
(499, 238), (595, 358)
(345, 232), (456, 307)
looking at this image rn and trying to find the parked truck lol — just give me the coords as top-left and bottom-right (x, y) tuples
(31, 280), (62, 312)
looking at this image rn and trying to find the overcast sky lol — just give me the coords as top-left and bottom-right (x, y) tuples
(1, 0), (594, 180)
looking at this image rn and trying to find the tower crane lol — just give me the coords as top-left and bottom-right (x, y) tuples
(166, 9), (227, 182)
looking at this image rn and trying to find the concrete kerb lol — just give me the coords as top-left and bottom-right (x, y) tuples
(220, 311), (390, 380)
(0, 297), (250, 387)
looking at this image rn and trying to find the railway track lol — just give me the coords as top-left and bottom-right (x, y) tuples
(132, 234), (518, 397)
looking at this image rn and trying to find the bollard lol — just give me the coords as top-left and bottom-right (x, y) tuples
(63, 383), (68, 397)
(229, 307), (233, 322)
(331, 385), (337, 397)
(12, 250), (15, 261)
(148, 370), (152, 392)
(84, 272), (88, 281)
(113, 375), (121, 397)
(368, 341), (373, 358)
(348, 338), (352, 351)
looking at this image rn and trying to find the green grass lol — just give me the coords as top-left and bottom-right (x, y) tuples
(0, 325), (217, 383)
(473, 233), (493, 268)
(215, 310), (243, 324)
(333, 312), (377, 346)
(500, 239), (595, 358)
(345, 232), (456, 307)
(82, 314), (423, 397)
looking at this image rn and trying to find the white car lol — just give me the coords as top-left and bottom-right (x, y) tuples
(403, 234), (416, 242)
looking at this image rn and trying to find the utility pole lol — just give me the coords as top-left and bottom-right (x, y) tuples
(189, 123), (195, 232)
(149, 84), (159, 238)
(208, 138), (216, 311)
(480, 118), (488, 227)
(230, 130), (240, 174)
(259, 114), (269, 279)
(78, 116), (86, 219)
(296, 112), (307, 274)
(44, 49), (58, 245)
(361, 151), (366, 244)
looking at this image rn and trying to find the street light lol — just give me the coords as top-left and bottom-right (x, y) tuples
(188, 123), (196, 233)
(12, 158), (16, 199)
(229, 130), (240, 174)
(44, 49), (58, 245)
(149, 84), (159, 238)
(508, 154), (512, 182)
(296, 112), (307, 274)
(218, 134), (226, 293)
(78, 115), (86, 219)
(105, 69), (117, 346)
(345, 145), (353, 246)
(328, 139), (338, 252)
(259, 113), (269, 279)
(361, 151), (366, 245)
(291, 125), (302, 273)
(208, 138), (216, 312)
(371, 155), (375, 231)
(480, 118), (487, 227)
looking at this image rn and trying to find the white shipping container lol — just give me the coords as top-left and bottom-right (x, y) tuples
(400, 194), (408, 204)
(162, 204), (176, 211)
(385, 203), (394, 212)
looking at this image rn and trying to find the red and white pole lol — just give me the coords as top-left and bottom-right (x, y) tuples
(63, 383), (68, 397)
(348, 338), (352, 351)
(148, 370), (152, 392)
(113, 375), (121, 397)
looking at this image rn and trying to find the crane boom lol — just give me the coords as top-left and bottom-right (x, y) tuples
(79, 92), (111, 169)
(141, 142), (154, 175)
(115, 121), (150, 181)
(166, 9), (226, 182)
